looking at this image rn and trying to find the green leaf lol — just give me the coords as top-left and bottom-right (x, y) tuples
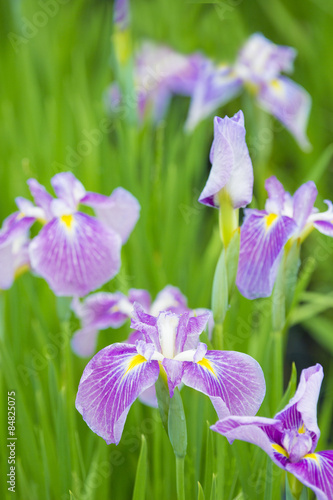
(303, 143), (333, 184)
(204, 421), (214, 500)
(210, 474), (217, 500)
(198, 482), (206, 500)
(168, 388), (187, 459)
(302, 316), (333, 355)
(132, 435), (148, 500)
(212, 248), (228, 325)
(276, 363), (297, 413)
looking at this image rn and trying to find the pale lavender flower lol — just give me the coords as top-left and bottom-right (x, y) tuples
(236, 176), (333, 299)
(0, 172), (140, 296)
(198, 110), (253, 209)
(75, 304), (265, 444)
(186, 33), (311, 150)
(212, 364), (333, 500)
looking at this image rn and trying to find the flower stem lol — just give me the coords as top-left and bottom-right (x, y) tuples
(176, 456), (185, 500)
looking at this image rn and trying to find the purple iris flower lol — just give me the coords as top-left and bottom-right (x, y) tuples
(236, 176), (333, 299)
(198, 110), (253, 210)
(71, 285), (213, 358)
(113, 0), (129, 31)
(186, 33), (311, 150)
(75, 304), (265, 445)
(212, 364), (333, 500)
(108, 41), (206, 123)
(0, 172), (140, 296)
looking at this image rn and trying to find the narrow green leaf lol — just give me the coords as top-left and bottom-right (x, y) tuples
(198, 482), (206, 500)
(276, 363), (297, 413)
(210, 474), (217, 500)
(132, 435), (148, 500)
(155, 375), (170, 434)
(303, 144), (333, 184)
(303, 317), (333, 355)
(204, 422), (214, 500)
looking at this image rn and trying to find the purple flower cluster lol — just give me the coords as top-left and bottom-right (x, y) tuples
(109, 34), (311, 149)
(0, 172), (140, 296)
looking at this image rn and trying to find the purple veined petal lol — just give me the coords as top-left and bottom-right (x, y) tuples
(190, 308), (214, 340)
(211, 415), (287, 468)
(51, 172), (86, 211)
(127, 329), (145, 345)
(181, 350), (266, 419)
(72, 292), (132, 329)
(182, 310), (212, 351)
(75, 343), (160, 444)
(81, 187), (140, 244)
(235, 33), (296, 84)
(264, 176), (287, 214)
(286, 451), (333, 500)
(113, 0), (129, 31)
(275, 364), (323, 449)
(162, 358), (185, 397)
(71, 327), (99, 358)
(128, 289), (151, 312)
(236, 211), (297, 299)
(185, 62), (243, 132)
(29, 212), (122, 297)
(15, 197), (45, 221)
(257, 76), (311, 151)
(292, 181), (318, 233)
(150, 285), (188, 316)
(308, 200), (333, 236)
(131, 303), (161, 349)
(27, 178), (54, 220)
(199, 111), (253, 209)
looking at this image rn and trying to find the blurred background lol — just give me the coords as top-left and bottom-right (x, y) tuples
(0, 0), (333, 498)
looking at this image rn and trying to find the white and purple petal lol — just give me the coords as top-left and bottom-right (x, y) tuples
(292, 181), (317, 233)
(81, 187), (140, 244)
(287, 451), (333, 500)
(185, 63), (242, 131)
(257, 76), (311, 151)
(235, 33), (296, 83)
(236, 211), (297, 299)
(75, 343), (160, 444)
(199, 111), (253, 209)
(264, 176), (287, 215)
(51, 172), (86, 211)
(150, 285), (188, 316)
(29, 212), (122, 296)
(181, 350), (265, 419)
(275, 364), (323, 448)
(27, 178), (54, 220)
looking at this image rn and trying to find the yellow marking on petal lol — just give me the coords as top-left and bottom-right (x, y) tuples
(265, 213), (278, 229)
(60, 214), (74, 229)
(298, 423), (306, 434)
(304, 453), (319, 463)
(17, 212), (25, 220)
(244, 81), (260, 96)
(197, 358), (217, 378)
(123, 354), (146, 378)
(14, 264), (30, 280)
(159, 362), (169, 386)
(272, 444), (289, 458)
(271, 79), (282, 91)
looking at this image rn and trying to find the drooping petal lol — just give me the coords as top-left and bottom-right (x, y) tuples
(81, 187), (140, 244)
(235, 33), (296, 83)
(181, 350), (265, 419)
(51, 172), (86, 211)
(275, 364), (323, 448)
(185, 63), (243, 131)
(199, 111), (253, 209)
(138, 384), (158, 408)
(211, 415), (287, 468)
(286, 451), (333, 500)
(257, 76), (311, 151)
(29, 212), (122, 296)
(236, 211), (297, 299)
(292, 181), (317, 232)
(75, 343), (160, 444)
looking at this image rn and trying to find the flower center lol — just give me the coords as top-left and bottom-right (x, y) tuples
(281, 428), (313, 463)
(156, 312), (179, 359)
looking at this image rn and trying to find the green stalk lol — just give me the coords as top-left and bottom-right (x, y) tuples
(176, 456), (185, 500)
